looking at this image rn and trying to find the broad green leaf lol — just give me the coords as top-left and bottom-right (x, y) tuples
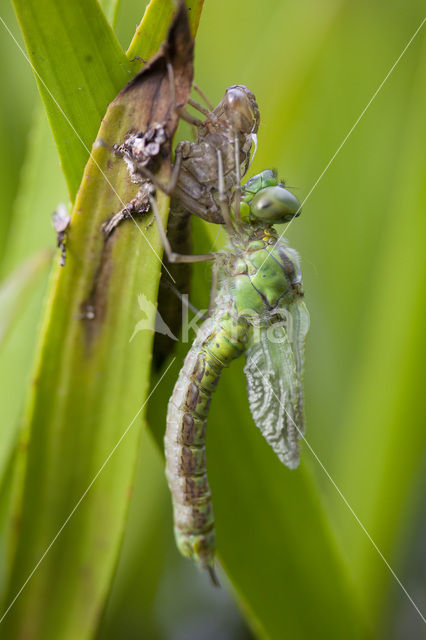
(0, 0), (122, 487)
(334, 34), (426, 619)
(2, 119), (167, 640)
(127, 0), (203, 65)
(11, 0), (203, 202)
(96, 428), (171, 640)
(0, 0), (122, 624)
(99, 0), (121, 26)
(0, 450), (19, 600)
(0, 3), (37, 263)
(12, 0), (133, 198)
(0, 107), (67, 497)
(0, 111), (67, 615)
(0, 250), (51, 351)
(1, 5), (197, 638)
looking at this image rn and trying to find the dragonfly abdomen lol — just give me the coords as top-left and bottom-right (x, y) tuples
(165, 311), (247, 572)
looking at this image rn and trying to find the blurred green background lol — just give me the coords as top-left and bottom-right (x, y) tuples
(0, 0), (425, 638)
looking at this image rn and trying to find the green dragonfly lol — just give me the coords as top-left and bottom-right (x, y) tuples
(161, 168), (309, 584)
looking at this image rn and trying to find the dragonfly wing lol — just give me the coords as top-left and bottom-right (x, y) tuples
(244, 324), (301, 469)
(287, 299), (310, 436)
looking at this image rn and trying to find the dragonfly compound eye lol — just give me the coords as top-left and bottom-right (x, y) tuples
(250, 186), (301, 224)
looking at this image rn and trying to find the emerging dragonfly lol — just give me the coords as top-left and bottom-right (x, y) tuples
(158, 162), (309, 584)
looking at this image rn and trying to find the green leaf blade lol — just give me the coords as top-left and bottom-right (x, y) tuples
(0, 250), (51, 351)
(2, 4), (199, 637)
(127, 0), (204, 66)
(2, 133), (165, 640)
(12, 0), (133, 198)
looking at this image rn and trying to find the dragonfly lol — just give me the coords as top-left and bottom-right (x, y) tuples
(157, 164), (309, 584)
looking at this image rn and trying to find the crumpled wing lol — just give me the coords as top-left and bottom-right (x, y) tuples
(287, 299), (310, 436)
(244, 322), (302, 469)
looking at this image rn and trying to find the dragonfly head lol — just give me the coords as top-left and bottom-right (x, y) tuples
(240, 170), (301, 225)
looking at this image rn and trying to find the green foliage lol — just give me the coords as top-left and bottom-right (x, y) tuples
(11, 0), (132, 198)
(0, 0), (424, 638)
(0, 1), (199, 638)
(0, 250), (51, 353)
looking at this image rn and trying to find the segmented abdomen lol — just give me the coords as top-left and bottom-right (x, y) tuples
(165, 310), (247, 571)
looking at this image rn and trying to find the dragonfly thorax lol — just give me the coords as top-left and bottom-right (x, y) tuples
(224, 238), (301, 319)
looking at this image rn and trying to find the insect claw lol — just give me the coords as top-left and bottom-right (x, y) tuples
(207, 565), (221, 588)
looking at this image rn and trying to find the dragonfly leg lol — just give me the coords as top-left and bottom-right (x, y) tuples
(149, 196), (216, 264)
(136, 148), (183, 196)
(192, 83), (214, 111)
(167, 63), (203, 127)
(187, 96), (211, 118)
(102, 181), (153, 237)
(207, 565), (220, 588)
